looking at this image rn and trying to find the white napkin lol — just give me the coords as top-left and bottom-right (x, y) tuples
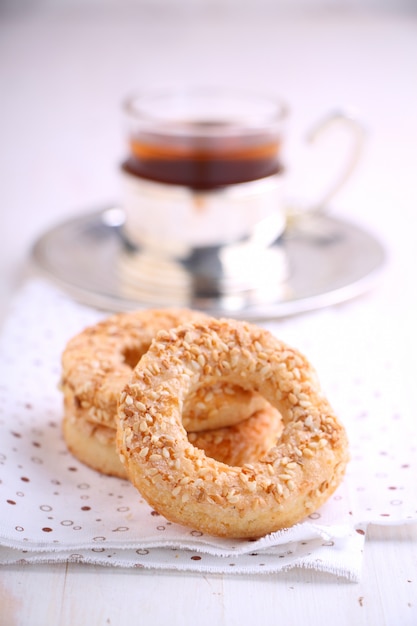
(0, 280), (415, 581)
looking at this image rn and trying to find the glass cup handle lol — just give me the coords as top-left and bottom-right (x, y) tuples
(287, 110), (366, 222)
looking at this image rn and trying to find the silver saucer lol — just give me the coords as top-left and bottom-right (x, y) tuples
(31, 207), (386, 319)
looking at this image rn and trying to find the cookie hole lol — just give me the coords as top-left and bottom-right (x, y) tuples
(186, 402), (282, 468)
(123, 347), (146, 369)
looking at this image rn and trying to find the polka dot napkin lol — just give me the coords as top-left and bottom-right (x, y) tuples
(0, 280), (415, 580)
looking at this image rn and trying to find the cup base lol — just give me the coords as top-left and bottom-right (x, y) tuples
(118, 171), (289, 305)
(120, 172), (286, 255)
(117, 236), (290, 310)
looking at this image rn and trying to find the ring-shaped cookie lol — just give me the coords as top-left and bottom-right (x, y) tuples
(61, 308), (267, 432)
(117, 318), (349, 539)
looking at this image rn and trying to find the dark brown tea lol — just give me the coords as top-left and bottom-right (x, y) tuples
(122, 123), (283, 190)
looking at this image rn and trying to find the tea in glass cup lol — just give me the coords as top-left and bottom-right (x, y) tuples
(118, 88), (363, 305)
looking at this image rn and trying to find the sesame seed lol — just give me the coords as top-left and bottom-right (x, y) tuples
(305, 415), (315, 430)
(288, 393), (298, 405)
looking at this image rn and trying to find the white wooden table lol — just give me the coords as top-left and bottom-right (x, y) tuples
(1, 5), (416, 625)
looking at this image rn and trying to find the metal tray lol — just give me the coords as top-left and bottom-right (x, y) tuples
(32, 207), (386, 319)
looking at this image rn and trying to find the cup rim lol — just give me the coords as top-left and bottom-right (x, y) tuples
(123, 87), (288, 136)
